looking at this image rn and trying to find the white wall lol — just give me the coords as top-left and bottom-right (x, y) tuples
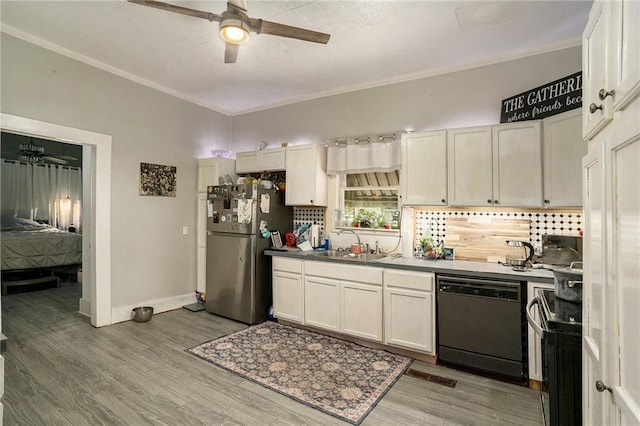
(0, 33), (582, 312)
(1, 34), (232, 309)
(230, 46), (582, 150)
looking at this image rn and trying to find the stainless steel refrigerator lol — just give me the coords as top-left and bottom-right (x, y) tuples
(205, 183), (293, 324)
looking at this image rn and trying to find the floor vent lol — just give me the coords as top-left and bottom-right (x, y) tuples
(405, 369), (457, 388)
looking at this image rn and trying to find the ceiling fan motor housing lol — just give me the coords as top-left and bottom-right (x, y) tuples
(219, 11), (251, 44)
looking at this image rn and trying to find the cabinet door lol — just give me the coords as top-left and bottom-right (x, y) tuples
(582, 145), (609, 426)
(447, 126), (494, 206)
(606, 132), (640, 425)
(341, 281), (382, 342)
(304, 276), (339, 331)
(542, 109), (586, 207)
(384, 287), (434, 354)
(259, 148), (286, 171)
(611, 0), (640, 112)
(197, 158), (236, 192)
(526, 282), (554, 382)
(401, 131), (448, 205)
(235, 151), (260, 173)
(196, 193), (207, 292)
(273, 270), (304, 323)
(285, 144), (327, 206)
(492, 121), (543, 207)
(583, 2), (613, 139)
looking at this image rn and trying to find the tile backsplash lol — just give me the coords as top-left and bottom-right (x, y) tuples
(293, 206), (583, 256)
(414, 208), (582, 252)
(293, 207), (325, 233)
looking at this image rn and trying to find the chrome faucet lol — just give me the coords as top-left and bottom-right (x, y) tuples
(337, 229), (361, 251)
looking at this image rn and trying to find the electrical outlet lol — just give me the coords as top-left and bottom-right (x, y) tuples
(182, 226), (188, 235)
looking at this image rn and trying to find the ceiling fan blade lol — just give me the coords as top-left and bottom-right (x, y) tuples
(250, 19), (330, 44)
(227, 0), (248, 13)
(224, 43), (240, 64)
(127, 0), (222, 22)
(55, 155), (79, 161)
(42, 156), (69, 165)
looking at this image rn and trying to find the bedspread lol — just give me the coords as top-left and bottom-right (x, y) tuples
(1, 228), (82, 270)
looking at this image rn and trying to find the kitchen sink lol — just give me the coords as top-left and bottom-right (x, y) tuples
(312, 250), (387, 262)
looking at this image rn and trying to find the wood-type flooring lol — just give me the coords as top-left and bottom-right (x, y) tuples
(2, 282), (544, 425)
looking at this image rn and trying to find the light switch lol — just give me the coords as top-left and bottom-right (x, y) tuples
(182, 226), (188, 235)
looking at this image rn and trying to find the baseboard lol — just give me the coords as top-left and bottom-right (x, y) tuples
(111, 292), (195, 324)
(79, 298), (91, 317)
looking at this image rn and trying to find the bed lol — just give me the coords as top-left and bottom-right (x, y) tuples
(1, 217), (82, 294)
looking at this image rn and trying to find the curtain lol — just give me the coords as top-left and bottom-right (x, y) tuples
(327, 136), (401, 175)
(1, 160), (82, 231)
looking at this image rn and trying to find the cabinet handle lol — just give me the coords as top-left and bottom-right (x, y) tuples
(487, 199), (493, 204)
(441, 199), (446, 203)
(310, 200), (313, 204)
(544, 199), (550, 204)
(354, 137), (370, 144)
(598, 88), (615, 100)
(493, 200), (499, 205)
(595, 380), (612, 393)
(589, 103), (603, 114)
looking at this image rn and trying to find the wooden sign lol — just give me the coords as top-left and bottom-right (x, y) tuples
(500, 71), (582, 123)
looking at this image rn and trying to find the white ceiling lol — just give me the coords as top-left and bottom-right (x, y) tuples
(1, 1), (592, 116)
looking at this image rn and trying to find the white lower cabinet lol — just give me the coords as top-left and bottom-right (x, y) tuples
(527, 281), (554, 382)
(272, 258), (436, 351)
(341, 281), (383, 341)
(304, 276), (340, 332)
(383, 269), (436, 354)
(272, 258), (304, 324)
(304, 261), (383, 342)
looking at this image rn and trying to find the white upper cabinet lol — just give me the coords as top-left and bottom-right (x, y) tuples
(235, 148), (286, 173)
(197, 157), (236, 193)
(448, 122), (542, 207)
(447, 126), (494, 207)
(610, 0), (640, 113)
(583, 2), (613, 139)
(492, 121), (543, 207)
(285, 144), (327, 206)
(400, 130), (448, 206)
(542, 109), (586, 207)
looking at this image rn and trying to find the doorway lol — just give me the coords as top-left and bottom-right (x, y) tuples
(1, 113), (112, 327)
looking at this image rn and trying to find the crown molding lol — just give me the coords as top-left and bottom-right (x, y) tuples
(2, 24), (581, 117)
(1, 25), (232, 116)
(231, 37), (582, 116)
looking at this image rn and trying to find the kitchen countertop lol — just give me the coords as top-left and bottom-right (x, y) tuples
(265, 249), (555, 284)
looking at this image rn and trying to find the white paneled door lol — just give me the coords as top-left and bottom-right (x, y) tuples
(606, 134), (640, 425)
(582, 145), (607, 425)
(583, 1), (640, 424)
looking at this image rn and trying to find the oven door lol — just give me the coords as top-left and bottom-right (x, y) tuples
(526, 295), (550, 424)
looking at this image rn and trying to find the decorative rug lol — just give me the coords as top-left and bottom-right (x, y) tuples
(187, 321), (412, 425)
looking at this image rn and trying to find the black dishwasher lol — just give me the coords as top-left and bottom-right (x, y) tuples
(437, 275), (527, 381)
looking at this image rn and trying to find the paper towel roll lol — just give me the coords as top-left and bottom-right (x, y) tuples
(310, 224), (320, 248)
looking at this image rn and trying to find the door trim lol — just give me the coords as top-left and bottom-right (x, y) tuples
(1, 113), (112, 327)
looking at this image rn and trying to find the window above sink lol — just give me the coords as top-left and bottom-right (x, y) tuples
(336, 171), (401, 231)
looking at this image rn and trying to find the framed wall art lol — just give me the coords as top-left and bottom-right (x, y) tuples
(140, 162), (176, 197)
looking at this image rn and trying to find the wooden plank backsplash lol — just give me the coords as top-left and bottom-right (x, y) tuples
(445, 217), (530, 263)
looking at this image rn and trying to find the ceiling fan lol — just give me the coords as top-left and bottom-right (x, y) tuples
(16, 143), (78, 165)
(127, 0), (331, 63)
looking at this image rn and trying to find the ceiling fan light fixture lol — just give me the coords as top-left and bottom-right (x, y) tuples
(220, 18), (250, 44)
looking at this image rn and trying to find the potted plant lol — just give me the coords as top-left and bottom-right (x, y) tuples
(353, 209), (378, 228)
(377, 215), (390, 229)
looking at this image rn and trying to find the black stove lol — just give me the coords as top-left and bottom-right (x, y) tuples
(539, 289), (582, 333)
(535, 288), (582, 426)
